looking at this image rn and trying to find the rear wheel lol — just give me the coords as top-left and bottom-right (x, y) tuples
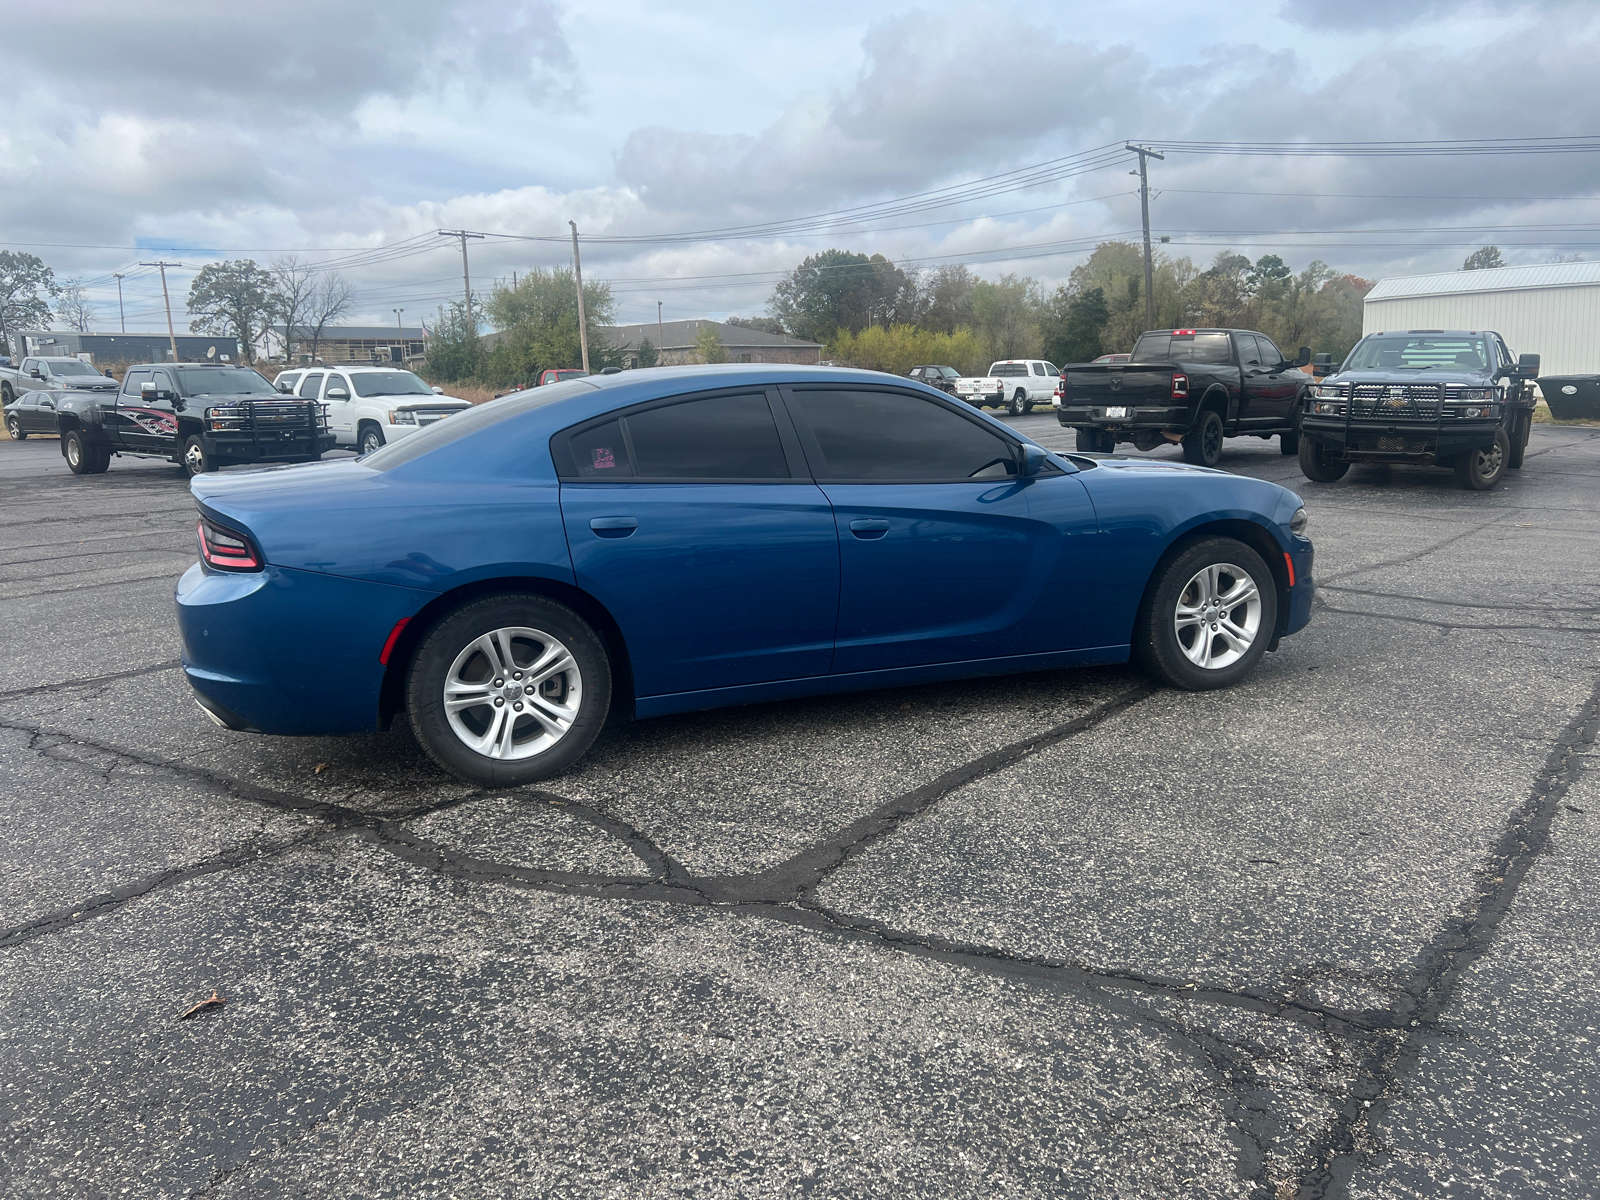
(1075, 428), (1114, 453)
(406, 593), (612, 787)
(1007, 389), (1026, 416)
(6, 413), (24, 440)
(1298, 437), (1349, 482)
(1455, 428), (1509, 490)
(1181, 409), (1225, 467)
(1135, 537), (1277, 691)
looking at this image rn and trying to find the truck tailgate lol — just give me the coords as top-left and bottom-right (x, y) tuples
(1061, 365), (1173, 405)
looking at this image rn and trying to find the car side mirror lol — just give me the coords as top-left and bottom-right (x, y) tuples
(431, 386), (444, 394)
(1018, 443), (1050, 478)
(276, 381), (294, 393)
(1293, 346), (1311, 368)
(140, 381), (157, 398)
(326, 387), (350, 399)
(29, 368), (42, 379)
(1517, 353), (1540, 378)
(1312, 353), (1332, 366)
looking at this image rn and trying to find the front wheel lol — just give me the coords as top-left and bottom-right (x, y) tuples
(406, 594), (612, 787)
(1181, 409), (1224, 467)
(358, 424), (385, 456)
(1455, 428), (1510, 490)
(1135, 538), (1278, 691)
(5, 413), (24, 440)
(182, 435), (217, 477)
(1298, 437), (1349, 482)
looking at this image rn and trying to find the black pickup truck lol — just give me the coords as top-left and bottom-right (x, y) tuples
(1054, 328), (1312, 467)
(1298, 329), (1539, 490)
(53, 363), (336, 477)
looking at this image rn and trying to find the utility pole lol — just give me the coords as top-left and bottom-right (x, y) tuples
(393, 308), (405, 361)
(570, 221), (590, 374)
(140, 261), (182, 362)
(438, 230), (484, 338)
(657, 301), (664, 364)
(1125, 144), (1165, 334)
(113, 273), (126, 333)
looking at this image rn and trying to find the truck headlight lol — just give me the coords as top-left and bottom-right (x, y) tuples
(388, 410), (417, 425)
(1313, 384), (1346, 399)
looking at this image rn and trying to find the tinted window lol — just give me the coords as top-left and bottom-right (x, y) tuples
(1344, 335), (1487, 371)
(788, 389), (1016, 482)
(1132, 332), (1233, 365)
(324, 374), (350, 396)
(1042, 363), (1059, 375)
(625, 393), (788, 479)
(153, 370), (176, 393)
(124, 368), (152, 394)
(991, 363), (1028, 377)
(1256, 335), (1283, 365)
(1031, 362), (1047, 376)
(1236, 336), (1263, 369)
(351, 370), (433, 397)
(570, 420), (633, 479)
(297, 372), (324, 398)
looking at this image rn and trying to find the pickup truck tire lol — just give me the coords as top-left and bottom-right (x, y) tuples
(1298, 437), (1349, 482)
(1455, 428), (1510, 490)
(63, 430), (109, 475)
(1181, 409), (1225, 468)
(6, 414), (24, 440)
(358, 424), (386, 456)
(1075, 428), (1114, 453)
(1280, 414), (1301, 455)
(1007, 390), (1026, 416)
(1134, 537), (1276, 691)
(182, 435), (218, 477)
(405, 593), (612, 787)
(1, 383), (13, 407)
(1507, 411), (1530, 469)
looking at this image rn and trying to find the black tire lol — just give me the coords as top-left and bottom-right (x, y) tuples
(1298, 437), (1349, 482)
(6, 413), (25, 440)
(1181, 408), (1225, 467)
(1507, 411), (1529, 469)
(64, 429), (104, 474)
(1075, 428), (1113, 453)
(406, 593), (612, 787)
(358, 424), (385, 456)
(1280, 414), (1301, 456)
(181, 434), (217, 477)
(1007, 390), (1026, 416)
(1134, 537), (1278, 692)
(0, 384), (13, 407)
(1455, 428), (1510, 490)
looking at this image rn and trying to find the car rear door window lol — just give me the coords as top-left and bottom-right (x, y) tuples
(570, 420), (633, 478)
(562, 393), (789, 482)
(1236, 336), (1263, 369)
(786, 388), (1017, 482)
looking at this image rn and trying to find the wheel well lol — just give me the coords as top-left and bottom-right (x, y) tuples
(1199, 386), (1229, 419)
(358, 418), (381, 432)
(376, 575), (636, 731)
(1136, 520), (1293, 644)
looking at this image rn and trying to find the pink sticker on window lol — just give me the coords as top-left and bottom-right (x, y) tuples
(591, 446), (615, 469)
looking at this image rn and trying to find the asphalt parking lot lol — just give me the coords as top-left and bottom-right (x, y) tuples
(2, 416), (1598, 1199)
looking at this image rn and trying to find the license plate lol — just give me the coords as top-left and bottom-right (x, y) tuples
(1104, 406), (1127, 419)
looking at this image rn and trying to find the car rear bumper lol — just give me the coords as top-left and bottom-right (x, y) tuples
(176, 561), (427, 735)
(1301, 417), (1499, 461)
(1056, 404), (1189, 428)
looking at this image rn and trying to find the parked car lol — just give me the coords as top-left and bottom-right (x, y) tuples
(1299, 330), (1539, 490)
(273, 366), (470, 456)
(539, 368), (588, 386)
(1091, 353), (1131, 364)
(52, 363), (336, 477)
(954, 360), (1061, 413)
(0, 356), (118, 407)
(1056, 329), (1312, 466)
(4, 386), (71, 439)
(906, 365), (961, 394)
(175, 364), (1316, 786)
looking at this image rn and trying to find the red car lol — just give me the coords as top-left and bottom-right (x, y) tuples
(539, 369), (589, 386)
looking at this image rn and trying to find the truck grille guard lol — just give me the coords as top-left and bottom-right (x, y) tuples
(207, 400), (330, 451)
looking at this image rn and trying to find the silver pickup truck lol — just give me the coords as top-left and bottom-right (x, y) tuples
(0, 356), (119, 407)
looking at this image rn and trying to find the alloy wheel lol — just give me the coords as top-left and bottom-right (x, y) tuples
(442, 626), (583, 760)
(1173, 562), (1262, 670)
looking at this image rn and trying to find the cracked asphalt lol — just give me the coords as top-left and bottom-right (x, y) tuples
(2, 417), (1598, 1199)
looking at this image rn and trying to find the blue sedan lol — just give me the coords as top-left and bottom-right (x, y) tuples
(176, 365), (1315, 786)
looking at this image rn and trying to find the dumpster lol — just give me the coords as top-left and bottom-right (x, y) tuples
(1539, 375), (1600, 421)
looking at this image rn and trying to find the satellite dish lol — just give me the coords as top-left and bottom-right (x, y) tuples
(207, 346), (217, 359)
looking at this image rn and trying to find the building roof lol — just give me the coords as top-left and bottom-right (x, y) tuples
(599, 319), (819, 351)
(1366, 260), (1600, 303)
(278, 324), (429, 340)
(19, 330), (237, 341)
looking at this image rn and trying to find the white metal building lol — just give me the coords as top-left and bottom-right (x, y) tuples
(1363, 260), (1600, 376)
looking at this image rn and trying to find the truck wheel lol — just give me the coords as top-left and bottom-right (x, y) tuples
(1280, 414), (1301, 456)
(1298, 437), (1349, 482)
(1007, 390), (1026, 416)
(1075, 428), (1113, 453)
(0, 384), (13, 407)
(63, 430), (107, 474)
(358, 424), (385, 456)
(1134, 537), (1277, 691)
(405, 593), (612, 787)
(181, 435), (218, 477)
(1455, 428), (1510, 490)
(1507, 411), (1530, 469)
(1181, 409), (1225, 467)
(5, 413), (24, 441)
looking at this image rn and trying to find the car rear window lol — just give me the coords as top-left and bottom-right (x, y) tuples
(1131, 332), (1233, 365)
(991, 363), (1028, 377)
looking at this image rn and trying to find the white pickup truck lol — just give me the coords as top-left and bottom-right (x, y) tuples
(273, 365), (472, 455)
(953, 359), (1061, 414)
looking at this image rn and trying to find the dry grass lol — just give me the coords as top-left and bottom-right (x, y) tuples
(1532, 401), (1600, 427)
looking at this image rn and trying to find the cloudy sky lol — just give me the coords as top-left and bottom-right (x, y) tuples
(3, 0), (1597, 333)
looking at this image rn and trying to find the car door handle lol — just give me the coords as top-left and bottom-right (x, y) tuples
(848, 518), (891, 539)
(589, 516), (638, 538)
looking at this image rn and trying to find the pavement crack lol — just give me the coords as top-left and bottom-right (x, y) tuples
(1318, 517), (1506, 587)
(1292, 672), (1600, 1199)
(1315, 602), (1600, 636)
(0, 659), (181, 702)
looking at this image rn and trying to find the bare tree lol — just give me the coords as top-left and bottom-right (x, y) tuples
(56, 277), (96, 332)
(268, 255), (317, 363)
(305, 272), (354, 363)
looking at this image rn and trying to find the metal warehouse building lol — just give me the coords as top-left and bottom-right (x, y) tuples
(18, 330), (240, 364)
(1363, 260), (1600, 376)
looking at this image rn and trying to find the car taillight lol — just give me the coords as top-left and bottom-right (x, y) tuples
(1170, 372), (1189, 399)
(197, 516), (262, 572)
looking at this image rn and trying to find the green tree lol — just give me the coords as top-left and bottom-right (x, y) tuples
(425, 300), (482, 383)
(828, 323), (986, 376)
(480, 266), (619, 387)
(694, 323), (728, 364)
(769, 249), (904, 342)
(187, 259), (274, 361)
(1068, 241), (1194, 349)
(1463, 246), (1506, 271)
(725, 315), (787, 336)
(636, 336), (658, 367)
(1041, 285), (1109, 365)
(1244, 254), (1292, 302)
(0, 250), (58, 355)
(969, 274), (1042, 362)
(919, 264), (977, 335)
